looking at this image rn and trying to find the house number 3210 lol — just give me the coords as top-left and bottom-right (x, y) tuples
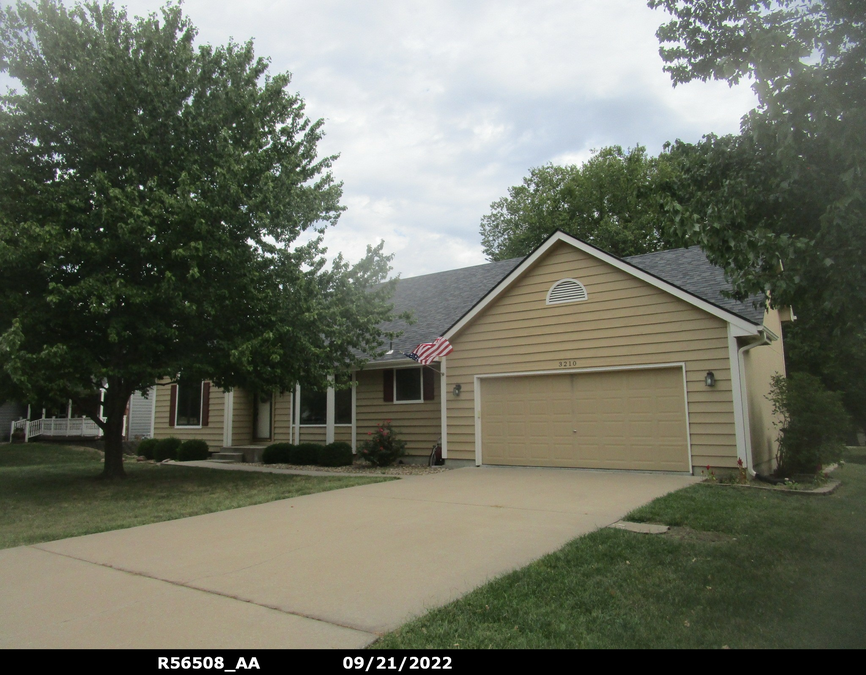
(558, 360), (578, 368)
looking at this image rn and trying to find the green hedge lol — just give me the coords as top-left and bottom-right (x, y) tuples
(153, 437), (182, 461)
(177, 439), (211, 461)
(262, 443), (294, 464)
(137, 438), (159, 460)
(290, 443), (323, 465)
(318, 442), (353, 467)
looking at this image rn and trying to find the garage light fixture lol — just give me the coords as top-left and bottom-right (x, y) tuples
(705, 371), (716, 387)
(452, 383), (462, 397)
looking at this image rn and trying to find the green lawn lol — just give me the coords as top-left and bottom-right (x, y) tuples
(0, 443), (392, 550)
(374, 453), (866, 649)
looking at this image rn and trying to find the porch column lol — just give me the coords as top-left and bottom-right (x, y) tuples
(351, 371), (357, 453)
(440, 356), (448, 459)
(223, 389), (234, 447)
(326, 375), (335, 445)
(294, 383), (301, 445)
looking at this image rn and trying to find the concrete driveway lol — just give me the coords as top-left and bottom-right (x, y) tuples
(0, 466), (698, 648)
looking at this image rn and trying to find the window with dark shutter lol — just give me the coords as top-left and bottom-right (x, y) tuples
(175, 381), (203, 426)
(383, 369), (394, 402)
(201, 382), (210, 427)
(169, 384), (177, 427)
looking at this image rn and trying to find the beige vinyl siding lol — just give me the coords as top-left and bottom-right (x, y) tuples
(446, 241), (739, 469)
(298, 426), (327, 444)
(743, 307), (787, 472)
(335, 426), (352, 444)
(294, 426), (352, 444)
(273, 391), (294, 443)
(231, 388), (253, 447)
(152, 380), (226, 449)
(355, 367), (441, 456)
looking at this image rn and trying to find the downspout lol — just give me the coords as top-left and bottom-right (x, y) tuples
(737, 330), (772, 476)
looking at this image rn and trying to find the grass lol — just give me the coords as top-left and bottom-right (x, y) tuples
(0, 443), (393, 550)
(374, 452), (866, 649)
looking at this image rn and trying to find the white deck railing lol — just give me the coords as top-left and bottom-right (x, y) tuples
(9, 416), (105, 441)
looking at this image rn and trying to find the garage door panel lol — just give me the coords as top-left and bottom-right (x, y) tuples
(481, 368), (690, 471)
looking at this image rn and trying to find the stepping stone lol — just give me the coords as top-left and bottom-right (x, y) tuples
(609, 521), (670, 534)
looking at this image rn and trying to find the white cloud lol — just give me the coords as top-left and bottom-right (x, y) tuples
(19, 0), (760, 277)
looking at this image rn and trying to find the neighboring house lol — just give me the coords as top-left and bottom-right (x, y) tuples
(152, 230), (789, 474)
(1, 401), (27, 441)
(125, 388), (155, 440)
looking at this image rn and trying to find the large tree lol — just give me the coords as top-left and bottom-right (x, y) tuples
(0, 1), (396, 477)
(648, 0), (866, 332)
(480, 145), (681, 261)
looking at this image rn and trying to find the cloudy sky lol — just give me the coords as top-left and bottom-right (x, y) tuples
(6, 0), (759, 278)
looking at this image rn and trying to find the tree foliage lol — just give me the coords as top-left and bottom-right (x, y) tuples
(480, 146), (681, 261)
(0, 1), (396, 477)
(768, 373), (850, 476)
(649, 0), (866, 332)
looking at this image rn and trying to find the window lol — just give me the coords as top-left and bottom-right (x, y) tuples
(299, 379), (352, 425)
(334, 387), (352, 424)
(169, 381), (209, 427)
(395, 368), (423, 402)
(382, 368), (434, 403)
(300, 389), (327, 425)
(175, 381), (202, 426)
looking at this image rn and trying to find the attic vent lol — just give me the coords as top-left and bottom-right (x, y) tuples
(546, 278), (588, 305)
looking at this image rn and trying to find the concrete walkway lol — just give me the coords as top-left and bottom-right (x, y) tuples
(0, 466), (699, 648)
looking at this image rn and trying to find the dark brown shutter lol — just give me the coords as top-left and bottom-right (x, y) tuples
(423, 368), (435, 401)
(169, 385), (177, 427)
(201, 382), (210, 426)
(383, 369), (394, 402)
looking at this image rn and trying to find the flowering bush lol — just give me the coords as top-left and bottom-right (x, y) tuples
(358, 421), (406, 467)
(735, 458), (749, 484)
(701, 465), (716, 482)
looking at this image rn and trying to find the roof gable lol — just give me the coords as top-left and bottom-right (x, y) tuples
(370, 231), (765, 363)
(445, 231), (763, 341)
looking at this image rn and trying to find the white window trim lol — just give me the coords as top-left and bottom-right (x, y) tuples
(297, 423), (353, 427)
(394, 366), (424, 404)
(297, 382), (355, 426)
(175, 381), (204, 428)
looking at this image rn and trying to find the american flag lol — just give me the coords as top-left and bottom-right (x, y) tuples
(407, 337), (453, 365)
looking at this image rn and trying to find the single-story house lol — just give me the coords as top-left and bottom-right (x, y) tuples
(152, 230), (789, 474)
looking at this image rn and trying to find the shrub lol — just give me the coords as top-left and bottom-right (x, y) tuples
(176, 439), (211, 461)
(290, 443), (323, 465)
(137, 438), (159, 459)
(769, 373), (851, 476)
(262, 443), (294, 464)
(358, 421), (406, 467)
(153, 437), (183, 462)
(318, 442), (353, 467)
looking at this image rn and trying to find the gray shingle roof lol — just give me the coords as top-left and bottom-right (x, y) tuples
(373, 257), (523, 362)
(624, 246), (765, 325)
(369, 243), (764, 363)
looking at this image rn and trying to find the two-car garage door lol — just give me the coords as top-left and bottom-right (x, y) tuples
(480, 367), (690, 472)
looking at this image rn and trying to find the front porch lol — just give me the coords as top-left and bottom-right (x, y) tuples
(10, 416), (104, 442)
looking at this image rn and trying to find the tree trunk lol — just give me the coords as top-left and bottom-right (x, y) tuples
(99, 380), (131, 479)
